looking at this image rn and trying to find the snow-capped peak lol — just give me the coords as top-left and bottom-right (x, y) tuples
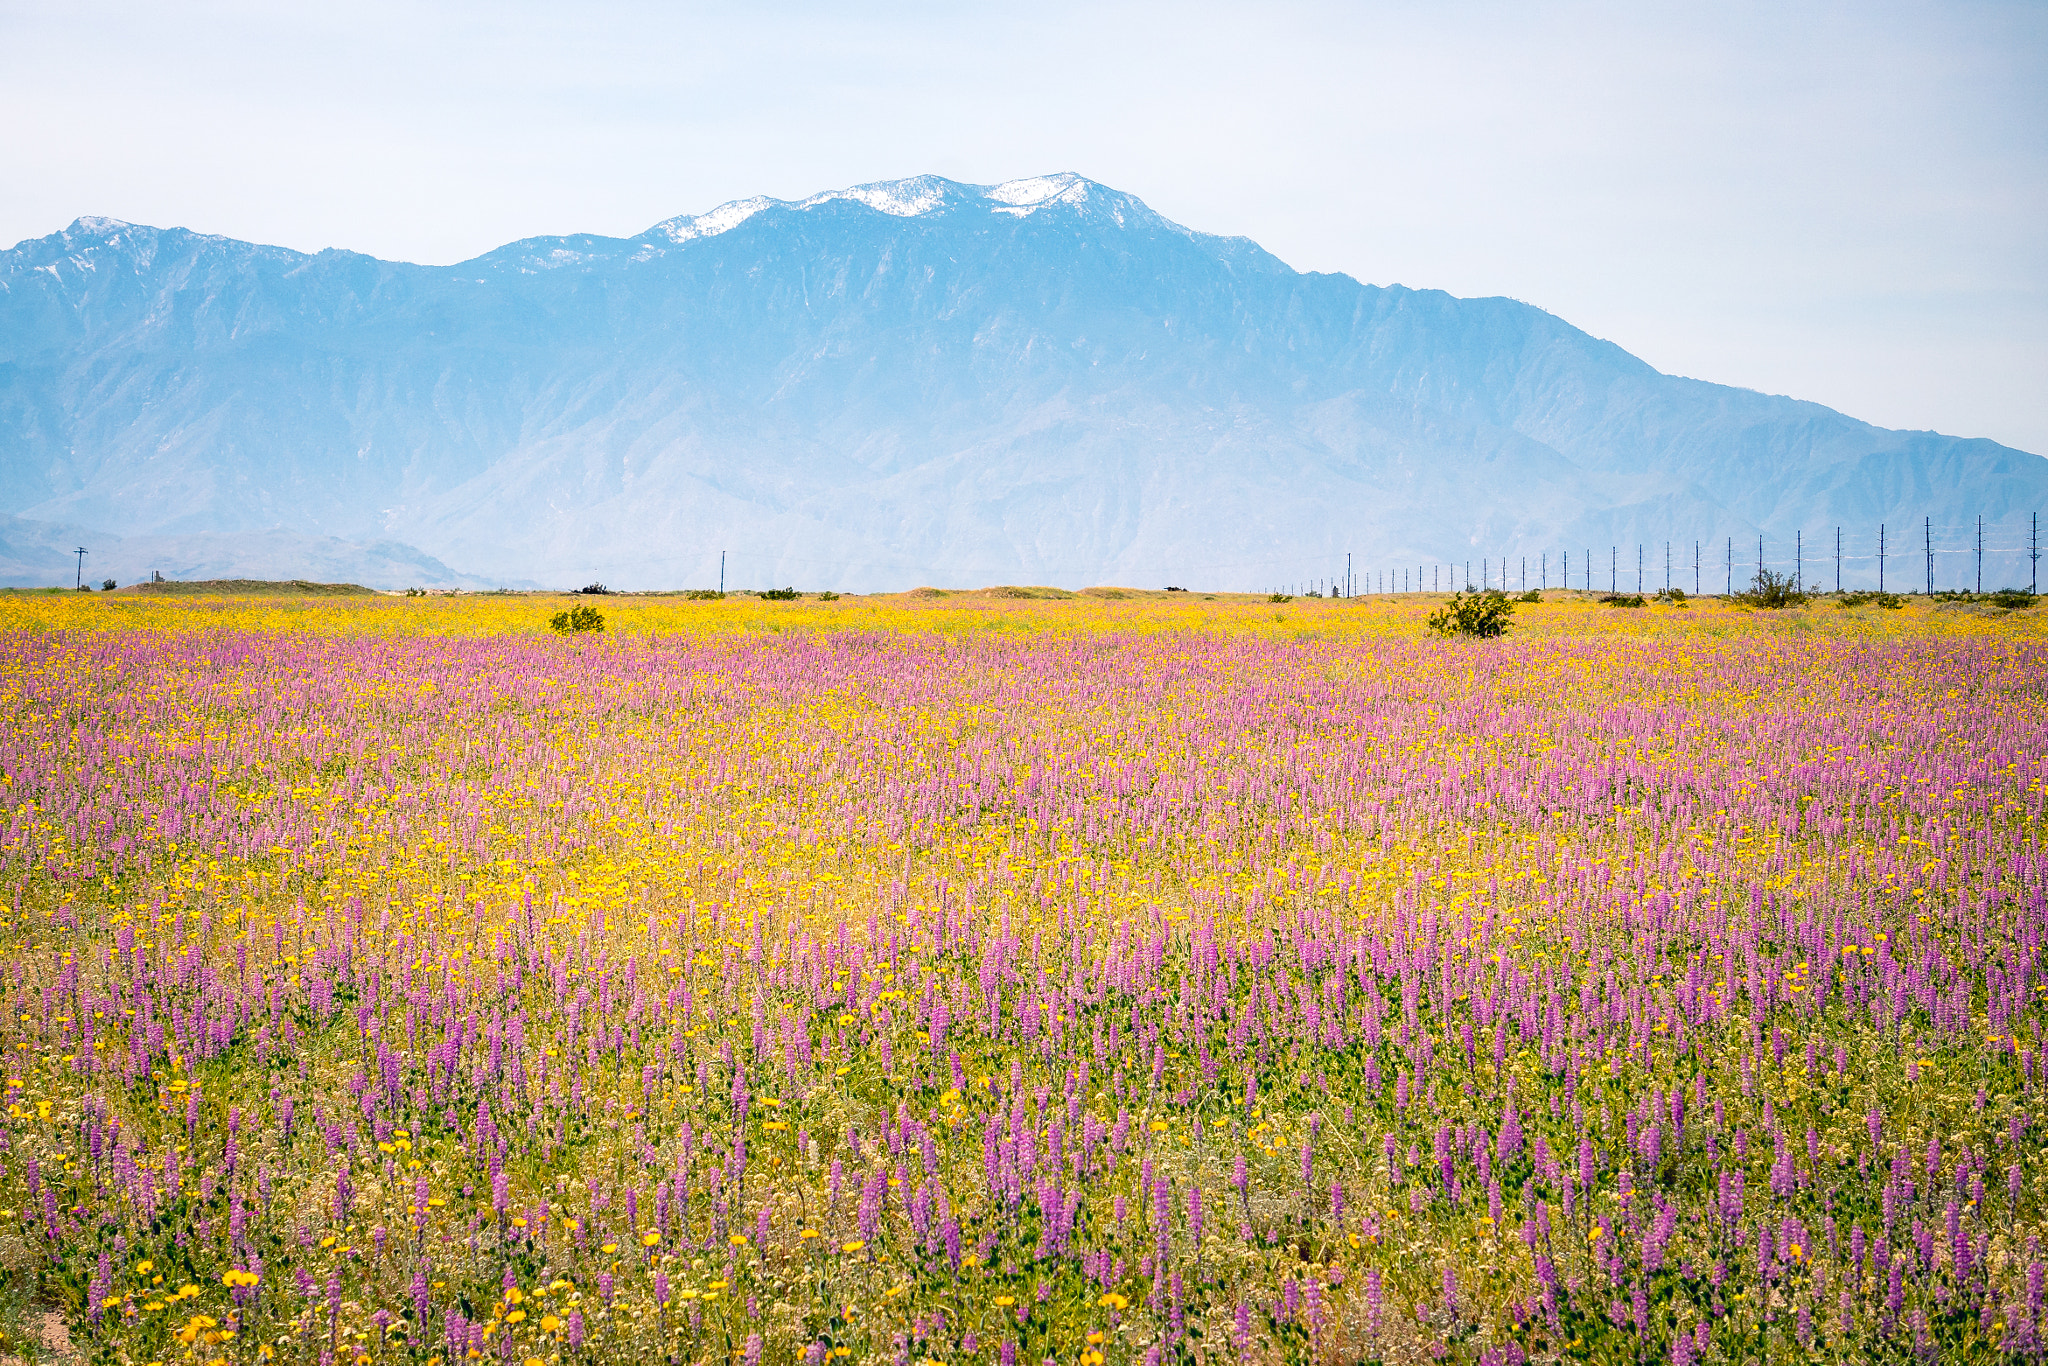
(70, 216), (134, 236)
(986, 174), (1090, 210)
(645, 173), (1135, 246)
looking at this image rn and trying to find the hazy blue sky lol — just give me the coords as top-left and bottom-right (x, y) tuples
(5, 0), (2043, 452)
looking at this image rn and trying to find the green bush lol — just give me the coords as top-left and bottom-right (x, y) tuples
(683, 589), (724, 601)
(1269, 593), (1292, 603)
(1601, 593), (1646, 608)
(1927, 588), (2036, 611)
(1735, 569), (1809, 609)
(1427, 589), (1515, 638)
(1836, 590), (1904, 610)
(550, 604), (605, 634)
(101, 578), (117, 591)
(578, 582), (611, 596)
(1653, 587), (1688, 606)
(1517, 590), (1541, 603)
(759, 587), (799, 601)
(817, 591), (841, 601)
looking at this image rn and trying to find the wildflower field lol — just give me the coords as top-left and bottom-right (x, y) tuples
(1, 589), (2045, 1366)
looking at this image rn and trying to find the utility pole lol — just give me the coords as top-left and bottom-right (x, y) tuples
(1664, 541), (1671, 592)
(1725, 537), (1732, 596)
(1796, 530), (1802, 591)
(1694, 540), (1700, 596)
(1976, 516), (1983, 594)
(1611, 546), (1617, 593)
(1757, 534), (1764, 590)
(1924, 517), (1933, 596)
(1585, 549), (1591, 593)
(74, 546), (87, 590)
(1636, 544), (1643, 594)
(1346, 552), (1352, 598)
(1835, 527), (1842, 593)
(2033, 512), (2040, 595)
(719, 550), (726, 595)
(1879, 524), (1886, 592)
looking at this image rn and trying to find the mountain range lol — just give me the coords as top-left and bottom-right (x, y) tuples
(2, 172), (2041, 591)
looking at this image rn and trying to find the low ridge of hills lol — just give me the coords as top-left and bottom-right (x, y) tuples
(2, 174), (2040, 591)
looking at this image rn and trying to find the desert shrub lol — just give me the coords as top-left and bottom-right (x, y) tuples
(682, 589), (724, 601)
(759, 587), (799, 601)
(1989, 588), (2036, 610)
(817, 591), (840, 601)
(1601, 593), (1646, 608)
(549, 604), (605, 633)
(1654, 587), (1688, 605)
(1427, 588), (1514, 638)
(404, 587), (426, 598)
(1269, 593), (1293, 603)
(1837, 590), (1904, 610)
(577, 582), (610, 596)
(1735, 568), (1809, 608)
(101, 578), (117, 591)
(1517, 590), (1541, 603)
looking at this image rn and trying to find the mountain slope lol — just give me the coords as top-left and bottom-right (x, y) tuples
(2, 175), (2040, 590)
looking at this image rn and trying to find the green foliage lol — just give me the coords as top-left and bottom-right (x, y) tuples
(1837, 590), (1905, 610)
(101, 578), (117, 591)
(816, 591), (841, 601)
(682, 589), (724, 601)
(1735, 568), (1809, 608)
(1269, 593), (1293, 603)
(1427, 588), (1515, 638)
(1929, 588), (2036, 611)
(1601, 594), (1647, 608)
(549, 604), (605, 633)
(1517, 590), (1542, 603)
(404, 587), (427, 598)
(1653, 587), (1688, 606)
(759, 587), (799, 601)
(578, 582), (611, 595)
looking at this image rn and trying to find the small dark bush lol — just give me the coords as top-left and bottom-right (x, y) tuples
(577, 582), (610, 596)
(683, 589), (724, 601)
(817, 591), (840, 601)
(1735, 569), (1809, 609)
(1927, 588), (2037, 611)
(1654, 587), (1688, 605)
(1601, 594), (1646, 608)
(404, 587), (426, 598)
(1836, 590), (1904, 610)
(1269, 593), (1293, 603)
(759, 587), (799, 601)
(550, 604), (605, 633)
(1164, 586), (1187, 593)
(101, 578), (117, 591)
(1517, 590), (1542, 603)
(1427, 589), (1515, 638)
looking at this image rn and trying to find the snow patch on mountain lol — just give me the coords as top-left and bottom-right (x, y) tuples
(645, 173), (1140, 245)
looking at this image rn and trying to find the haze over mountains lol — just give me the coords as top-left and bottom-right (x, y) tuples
(2, 173), (2041, 591)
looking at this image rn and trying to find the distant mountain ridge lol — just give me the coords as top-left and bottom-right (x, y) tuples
(2, 172), (2040, 590)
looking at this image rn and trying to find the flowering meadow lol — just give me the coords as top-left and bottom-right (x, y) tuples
(1, 589), (2045, 1366)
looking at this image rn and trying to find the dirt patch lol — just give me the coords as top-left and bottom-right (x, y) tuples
(0, 1309), (78, 1366)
